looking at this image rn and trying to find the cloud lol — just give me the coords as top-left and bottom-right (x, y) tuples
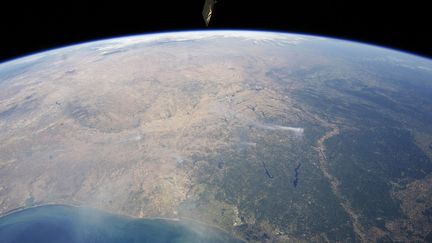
(254, 123), (304, 135)
(91, 30), (308, 53)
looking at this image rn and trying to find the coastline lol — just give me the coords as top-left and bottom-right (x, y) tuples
(0, 203), (246, 242)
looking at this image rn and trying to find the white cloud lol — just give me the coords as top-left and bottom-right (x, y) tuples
(91, 30), (308, 53)
(254, 123), (304, 135)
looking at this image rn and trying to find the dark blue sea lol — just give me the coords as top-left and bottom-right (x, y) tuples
(0, 205), (243, 243)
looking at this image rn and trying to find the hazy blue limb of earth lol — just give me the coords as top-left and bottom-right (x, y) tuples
(0, 30), (432, 242)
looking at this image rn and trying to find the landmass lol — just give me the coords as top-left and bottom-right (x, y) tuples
(1, 32), (432, 242)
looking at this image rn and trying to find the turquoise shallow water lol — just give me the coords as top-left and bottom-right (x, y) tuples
(0, 205), (243, 243)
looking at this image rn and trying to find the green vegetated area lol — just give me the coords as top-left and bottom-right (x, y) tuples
(185, 61), (432, 241)
(293, 66), (432, 233)
(189, 118), (357, 241)
(326, 128), (432, 224)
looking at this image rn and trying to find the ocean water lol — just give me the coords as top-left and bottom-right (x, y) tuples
(0, 205), (243, 243)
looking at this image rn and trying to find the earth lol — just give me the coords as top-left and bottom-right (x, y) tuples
(1, 30), (432, 242)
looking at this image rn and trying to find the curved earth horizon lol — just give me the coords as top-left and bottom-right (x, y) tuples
(1, 30), (432, 242)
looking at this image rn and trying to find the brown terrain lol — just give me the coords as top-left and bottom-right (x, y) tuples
(1, 32), (432, 242)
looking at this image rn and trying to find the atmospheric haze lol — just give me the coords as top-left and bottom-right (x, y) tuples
(0, 31), (432, 242)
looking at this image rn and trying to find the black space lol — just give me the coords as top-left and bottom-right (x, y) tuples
(0, 1), (431, 63)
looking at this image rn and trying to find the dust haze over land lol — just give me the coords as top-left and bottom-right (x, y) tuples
(1, 31), (432, 242)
